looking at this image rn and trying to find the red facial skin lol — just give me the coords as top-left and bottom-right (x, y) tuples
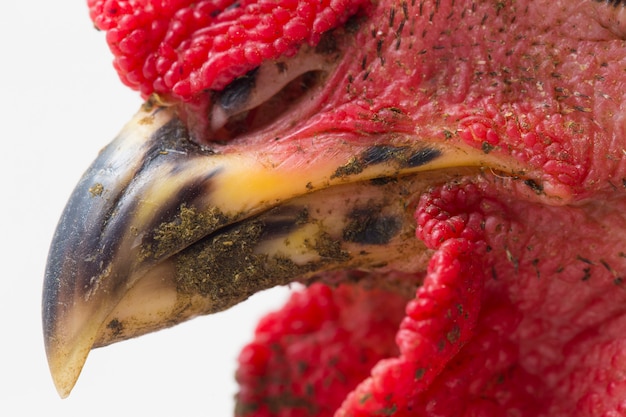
(87, 0), (368, 99)
(89, 0), (626, 415)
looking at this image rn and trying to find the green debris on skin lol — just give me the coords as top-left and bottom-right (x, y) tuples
(309, 231), (350, 260)
(173, 216), (352, 314)
(174, 219), (283, 310)
(331, 156), (365, 179)
(140, 204), (229, 261)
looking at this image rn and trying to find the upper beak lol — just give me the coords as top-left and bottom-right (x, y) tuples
(42, 103), (522, 398)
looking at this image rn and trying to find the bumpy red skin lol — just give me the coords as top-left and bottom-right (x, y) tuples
(235, 282), (408, 417)
(232, 0), (626, 414)
(238, 182), (626, 417)
(235, 184), (489, 417)
(89, 0), (626, 416)
(87, 0), (367, 100)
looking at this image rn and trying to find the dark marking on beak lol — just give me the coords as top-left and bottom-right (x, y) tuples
(370, 177), (398, 186)
(258, 206), (310, 240)
(361, 145), (442, 169)
(43, 115), (222, 341)
(343, 207), (402, 245)
(361, 145), (408, 165)
(145, 116), (214, 162)
(98, 118), (221, 264)
(174, 217), (319, 313)
(331, 157), (365, 179)
(405, 148), (442, 167)
(139, 168), (222, 261)
(332, 145), (443, 180)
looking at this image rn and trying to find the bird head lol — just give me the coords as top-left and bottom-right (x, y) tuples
(43, 0), (626, 415)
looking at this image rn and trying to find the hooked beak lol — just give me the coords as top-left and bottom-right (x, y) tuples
(42, 103), (520, 398)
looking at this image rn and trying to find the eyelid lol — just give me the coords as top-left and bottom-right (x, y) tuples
(210, 47), (337, 133)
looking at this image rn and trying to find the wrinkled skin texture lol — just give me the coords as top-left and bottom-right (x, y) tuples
(230, 0), (626, 415)
(69, 0), (626, 416)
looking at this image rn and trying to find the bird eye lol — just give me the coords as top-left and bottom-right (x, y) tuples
(213, 71), (325, 141)
(215, 68), (260, 121)
(206, 47), (335, 143)
(589, 0), (626, 38)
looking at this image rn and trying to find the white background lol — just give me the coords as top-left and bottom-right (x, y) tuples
(0, 2), (290, 415)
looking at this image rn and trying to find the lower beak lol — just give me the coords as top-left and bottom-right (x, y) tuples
(42, 103), (518, 398)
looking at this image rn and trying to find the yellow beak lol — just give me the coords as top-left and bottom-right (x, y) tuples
(43, 103), (523, 397)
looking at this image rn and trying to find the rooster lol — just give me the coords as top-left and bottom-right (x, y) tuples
(43, 0), (626, 416)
